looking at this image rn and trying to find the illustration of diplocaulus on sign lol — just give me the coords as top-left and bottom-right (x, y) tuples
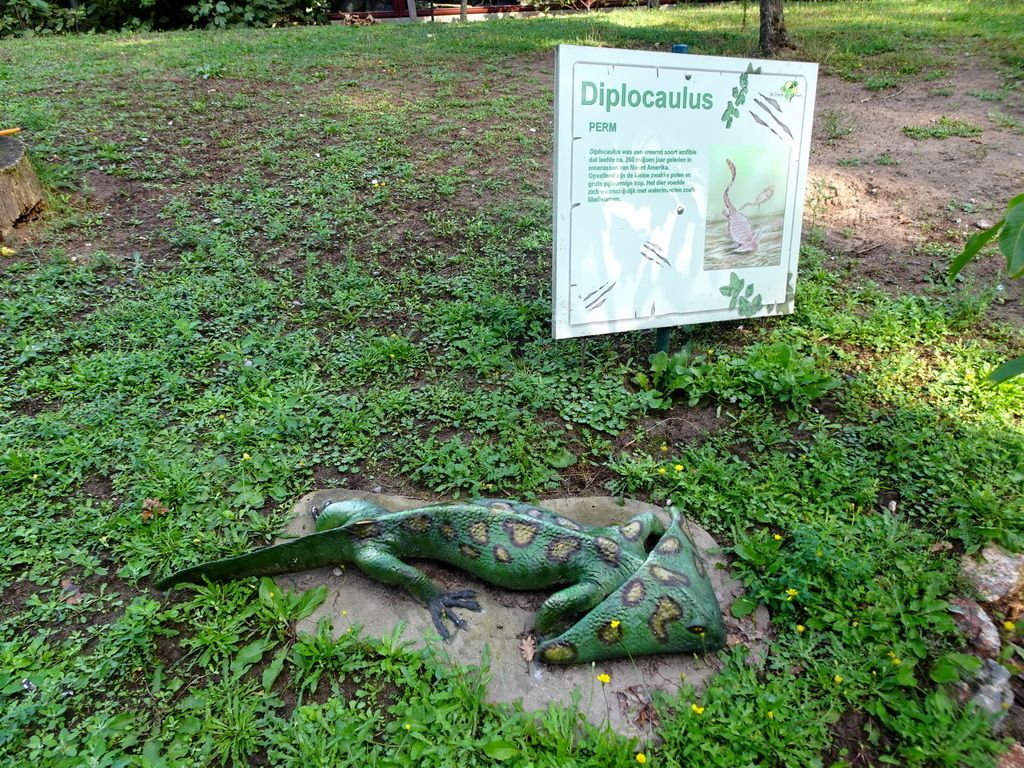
(722, 158), (775, 253)
(156, 498), (726, 664)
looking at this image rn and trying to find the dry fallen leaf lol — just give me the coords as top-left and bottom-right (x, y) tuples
(615, 685), (660, 729)
(141, 497), (170, 522)
(60, 578), (83, 604)
(519, 635), (536, 663)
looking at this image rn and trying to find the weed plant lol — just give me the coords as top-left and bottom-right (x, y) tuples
(1, 2), (1023, 765)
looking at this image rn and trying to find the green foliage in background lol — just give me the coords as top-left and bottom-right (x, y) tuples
(0, 0), (330, 36)
(636, 340), (839, 411)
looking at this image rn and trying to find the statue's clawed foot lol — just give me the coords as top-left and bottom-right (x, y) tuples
(428, 590), (481, 641)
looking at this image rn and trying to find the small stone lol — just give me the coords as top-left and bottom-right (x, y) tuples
(950, 659), (1013, 733)
(962, 546), (1024, 603)
(950, 597), (1002, 658)
(998, 742), (1024, 768)
(976, 220), (994, 230)
(332, 567), (343, 577)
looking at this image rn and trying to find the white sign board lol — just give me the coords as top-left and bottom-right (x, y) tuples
(552, 45), (818, 339)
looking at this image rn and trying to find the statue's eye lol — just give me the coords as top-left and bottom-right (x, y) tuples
(689, 625), (706, 635)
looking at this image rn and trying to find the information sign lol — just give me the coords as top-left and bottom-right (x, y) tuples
(552, 45), (819, 339)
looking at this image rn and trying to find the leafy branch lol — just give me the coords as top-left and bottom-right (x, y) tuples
(948, 192), (1024, 383)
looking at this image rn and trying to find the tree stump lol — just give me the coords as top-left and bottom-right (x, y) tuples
(0, 135), (44, 237)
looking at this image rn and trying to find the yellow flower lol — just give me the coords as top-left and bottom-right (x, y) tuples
(767, 710), (775, 720)
(1005, 621), (1017, 632)
(610, 620), (620, 628)
(796, 624), (806, 633)
(242, 452), (251, 460)
(661, 444), (668, 452)
(404, 723), (411, 730)
(691, 704), (705, 715)
(892, 658), (902, 665)
(834, 675), (843, 684)
(674, 465), (684, 472)
(635, 754), (647, 765)
(658, 468), (666, 475)
(0, 246), (15, 257)
(786, 588), (798, 597)
(598, 673), (611, 684)
(773, 534), (782, 540)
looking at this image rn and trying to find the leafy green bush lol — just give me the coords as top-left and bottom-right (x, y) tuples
(185, 0), (327, 29)
(902, 116), (983, 140)
(635, 341), (839, 411)
(657, 649), (832, 767)
(0, 0), (328, 36)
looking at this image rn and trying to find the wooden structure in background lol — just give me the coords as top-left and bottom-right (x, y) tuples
(329, 0), (678, 22)
(0, 136), (43, 237)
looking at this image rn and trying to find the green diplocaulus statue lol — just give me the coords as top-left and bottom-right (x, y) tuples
(156, 498), (726, 664)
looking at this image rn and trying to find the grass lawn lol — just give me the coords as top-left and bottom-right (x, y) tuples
(2, 1), (1024, 765)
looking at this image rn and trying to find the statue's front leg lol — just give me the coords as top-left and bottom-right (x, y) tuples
(352, 547), (480, 641)
(533, 579), (613, 636)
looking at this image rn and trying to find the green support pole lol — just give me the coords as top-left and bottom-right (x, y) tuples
(655, 327), (671, 355)
(652, 43), (688, 357)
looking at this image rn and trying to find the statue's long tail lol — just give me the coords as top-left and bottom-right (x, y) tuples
(154, 527), (351, 589)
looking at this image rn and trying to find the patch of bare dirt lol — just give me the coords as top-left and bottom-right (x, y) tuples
(806, 54), (1024, 318)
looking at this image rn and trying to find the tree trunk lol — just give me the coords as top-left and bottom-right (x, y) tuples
(407, 0), (417, 20)
(0, 136), (43, 238)
(759, 0), (792, 57)
(460, 0), (467, 22)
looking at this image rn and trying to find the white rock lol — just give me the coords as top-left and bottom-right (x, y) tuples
(961, 546), (1024, 603)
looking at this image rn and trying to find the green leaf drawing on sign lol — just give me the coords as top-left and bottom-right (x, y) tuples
(720, 272), (763, 317)
(722, 67), (759, 128)
(720, 272), (745, 309)
(738, 293), (763, 317)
